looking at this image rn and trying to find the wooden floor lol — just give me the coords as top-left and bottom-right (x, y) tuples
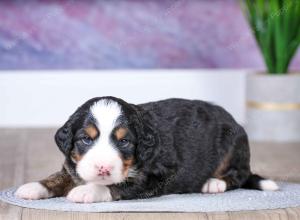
(0, 128), (300, 220)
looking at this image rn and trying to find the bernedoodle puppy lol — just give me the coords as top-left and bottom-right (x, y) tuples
(15, 97), (278, 203)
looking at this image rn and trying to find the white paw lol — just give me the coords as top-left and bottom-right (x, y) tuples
(259, 180), (279, 191)
(15, 182), (52, 200)
(67, 184), (112, 203)
(201, 178), (227, 193)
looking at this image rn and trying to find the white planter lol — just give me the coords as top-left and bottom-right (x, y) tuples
(246, 72), (300, 142)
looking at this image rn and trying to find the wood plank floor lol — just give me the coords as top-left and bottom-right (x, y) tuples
(0, 128), (300, 220)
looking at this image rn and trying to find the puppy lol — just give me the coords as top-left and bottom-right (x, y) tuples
(15, 97), (278, 203)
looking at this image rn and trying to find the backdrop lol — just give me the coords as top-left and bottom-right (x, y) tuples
(1, 0), (300, 70)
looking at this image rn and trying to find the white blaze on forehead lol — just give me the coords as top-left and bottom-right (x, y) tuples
(90, 99), (122, 133)
(77, 99), (125, 185)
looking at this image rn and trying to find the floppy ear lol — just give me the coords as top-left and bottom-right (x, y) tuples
(54, 108), (83, 156)
(134, 116), (157, 161)
(55, 99), (96, 155)
(55, 119), (74, 156)
(130, 106), (166, 176)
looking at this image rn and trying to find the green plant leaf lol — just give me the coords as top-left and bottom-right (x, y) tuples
(240, 0), (300, 74)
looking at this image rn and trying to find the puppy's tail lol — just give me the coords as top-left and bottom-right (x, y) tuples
(242, 174), (279, 191)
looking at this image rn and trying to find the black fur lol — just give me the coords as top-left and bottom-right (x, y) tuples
(55, 96), (269, 200)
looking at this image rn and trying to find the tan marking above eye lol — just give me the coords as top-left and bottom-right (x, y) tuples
(115, 127), (128, 141)
(84, 125), (98, 139)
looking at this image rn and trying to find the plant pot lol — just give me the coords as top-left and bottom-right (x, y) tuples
(246, 72), (300, 142)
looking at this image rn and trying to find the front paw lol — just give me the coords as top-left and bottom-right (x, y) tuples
(66, 184), (112, 203)
(15, 182), (52, 200)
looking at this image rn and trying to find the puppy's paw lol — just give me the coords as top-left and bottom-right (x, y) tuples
(259, 179), (279, 191)
(67, 184), (112, 203)
(201, 178), (227, 194)
(15, 182), (52, 200)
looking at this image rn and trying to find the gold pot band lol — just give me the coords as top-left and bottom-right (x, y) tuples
(247, 101), (300, 111)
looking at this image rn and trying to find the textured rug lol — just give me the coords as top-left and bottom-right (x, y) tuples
(1, 182), (300, 212)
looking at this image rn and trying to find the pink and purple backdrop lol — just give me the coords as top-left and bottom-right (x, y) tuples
(0, 0), (299, 70)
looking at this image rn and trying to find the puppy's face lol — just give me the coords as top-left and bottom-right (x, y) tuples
(61, 99), (137, 185)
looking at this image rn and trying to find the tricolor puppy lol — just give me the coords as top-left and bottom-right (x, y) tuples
(16, 97), (278, 203)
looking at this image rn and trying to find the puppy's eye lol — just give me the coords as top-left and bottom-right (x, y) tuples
(119, 139), (129, 145)
(82, 137), (93, 145)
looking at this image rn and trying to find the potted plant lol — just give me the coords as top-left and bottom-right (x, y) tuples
(241, 0), (300, 141)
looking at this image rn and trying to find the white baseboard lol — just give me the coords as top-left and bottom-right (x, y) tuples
(0, 69), (247, 127)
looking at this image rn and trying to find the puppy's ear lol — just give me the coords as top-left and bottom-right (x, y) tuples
(55, 109), (82, 156)
(55, 120), (74, 156)
(134, 116), (157, 161)
(130, 106), (163, 175)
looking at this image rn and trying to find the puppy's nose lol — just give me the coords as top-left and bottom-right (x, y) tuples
(96, 165), (113, 176)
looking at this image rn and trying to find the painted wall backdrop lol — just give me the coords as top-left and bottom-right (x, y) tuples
(0, 0), (299, 70)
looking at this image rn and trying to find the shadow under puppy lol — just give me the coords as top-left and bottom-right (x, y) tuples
(16, 96), (278, 203)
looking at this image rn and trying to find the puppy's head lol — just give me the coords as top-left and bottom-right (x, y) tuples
(55, 97), (156, 185)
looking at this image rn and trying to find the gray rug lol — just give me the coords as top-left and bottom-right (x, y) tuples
(1, 182), (300, 212)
